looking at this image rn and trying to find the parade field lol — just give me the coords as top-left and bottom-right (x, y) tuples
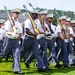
(0, 59), (75, 75)
(0, 0), (75, 75)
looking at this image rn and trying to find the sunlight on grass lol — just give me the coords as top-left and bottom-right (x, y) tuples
(0, 59), (75, 75)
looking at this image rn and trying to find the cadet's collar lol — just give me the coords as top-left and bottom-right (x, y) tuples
(12, 17), (18, 22)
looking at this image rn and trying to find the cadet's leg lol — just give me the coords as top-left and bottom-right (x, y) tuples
(24, 50), (29, 61)
(1, 38), (13, 57)
(0, 41), (3, 61)
(67, 41), (75, 64)
(48, 40), (59, 65)
(46, 39), (52, 63)
(32, 39), (45, 69)
(39, 38), (48, 68)
(24, 51), (35, 68)
(0, 41), (3, 53)
(61, 41), (69, 66)
(55, 38), (62, 58)
(13, 40), (21, 72)
(25, 52), (35, 65)
(21, 37), (32, 58)
(73, 38), (75, 53)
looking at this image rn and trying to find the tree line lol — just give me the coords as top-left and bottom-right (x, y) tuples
(0, 8), (75, 25)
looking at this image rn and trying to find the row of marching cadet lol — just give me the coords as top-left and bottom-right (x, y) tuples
(0, 8), (75, 74)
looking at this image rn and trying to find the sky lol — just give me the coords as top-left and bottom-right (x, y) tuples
(0, 0), (75, 12)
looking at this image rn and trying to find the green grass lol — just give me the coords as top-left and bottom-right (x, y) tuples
(0, 59), (75, 75)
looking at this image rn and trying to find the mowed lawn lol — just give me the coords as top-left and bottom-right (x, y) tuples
(0, 59), (75, 75)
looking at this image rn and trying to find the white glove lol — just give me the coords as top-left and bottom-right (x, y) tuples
(47, 36), (53, 40)
(0, 35), (3, 40)
(38, 44), (40, 49)
(51, 34), (56, 37)
(14, 27), (18, 33)
(45, 31), (50, 35)
(72, 43), (75, 46)
(36, 35), (42, 40)
(19, 40), (21, 44)
(70, 37), (73, 41)
(40, 34), (45, 37)
(0, 37), (2, 40)
(64, 39), (69, 43)
(54, 42), (57, 47)
(73, 34), (75, 37)
(11, 32), (17, 39)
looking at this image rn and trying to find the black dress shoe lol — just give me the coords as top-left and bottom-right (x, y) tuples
(25, 62), (30, 68)
(0, 58), (2, 62)
(14, 71), (24, 74)
(70, 64), (75, 66)
(38, 68), (47, 72)
(63, 65), (70, 68)
(55, 64), (62, 68)
(0, 54), (3, 60)
(45, 67), (52, 71)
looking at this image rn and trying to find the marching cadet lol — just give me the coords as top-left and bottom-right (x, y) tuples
(0, 19), (12, 62)
(45, 14), (62, 68)
(56, 16), (69, 67)
(71, 20), (75, 54)
(21, 10), (47, 72)
(65, 18), (75, 66)
(1, 19), (5, 30)
(35, 10), (51, 70)
(0, 20), (6, 58)
(25, 10), (51, 70)
(0, 8), (23, 74)
(0, 19), (10, 61)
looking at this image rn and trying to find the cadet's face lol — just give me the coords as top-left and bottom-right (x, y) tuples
(66, 21), (70, 26)
(72, 23), (75, 27)
(47, 17), (53, 23)
(61, 19), (66, 25)
(13, 12), (19, 19)
(32, 13), (38, 19)
(41, 14), (47, 20)
(0, 23), (3, 28)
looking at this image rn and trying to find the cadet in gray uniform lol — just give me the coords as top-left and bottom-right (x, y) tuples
(0, 20), (6, 59)
(65, 18), (75, 66)
(71, 20), (75, 54)
(35, 10), (51, 70)
(45, 14), (62, 68)
(56, 16), (69, 67)
(0, 8), (23, 74)
(21, 10), (47, 72)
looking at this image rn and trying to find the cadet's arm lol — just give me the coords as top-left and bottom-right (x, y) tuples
(58, 32), (64, 40)
(18, 33), (22, 39)
(26, 28), (37, 37)
(6, 30), (12, 35)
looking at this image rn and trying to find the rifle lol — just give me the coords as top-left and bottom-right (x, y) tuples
(4, 6), (17, 33)
(27, 2), (47, 32)
(27, 1), (35, 10)
(23, 5), (40, 35)
(54, 9), (70, 39)
(53, 8), (62, 29)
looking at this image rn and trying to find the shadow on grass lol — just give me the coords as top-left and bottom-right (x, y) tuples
(0, 70), (13, 73)
(0, 70), (25, 75)
(22, 66), (75, 75)
(0, 66), (75, 75)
